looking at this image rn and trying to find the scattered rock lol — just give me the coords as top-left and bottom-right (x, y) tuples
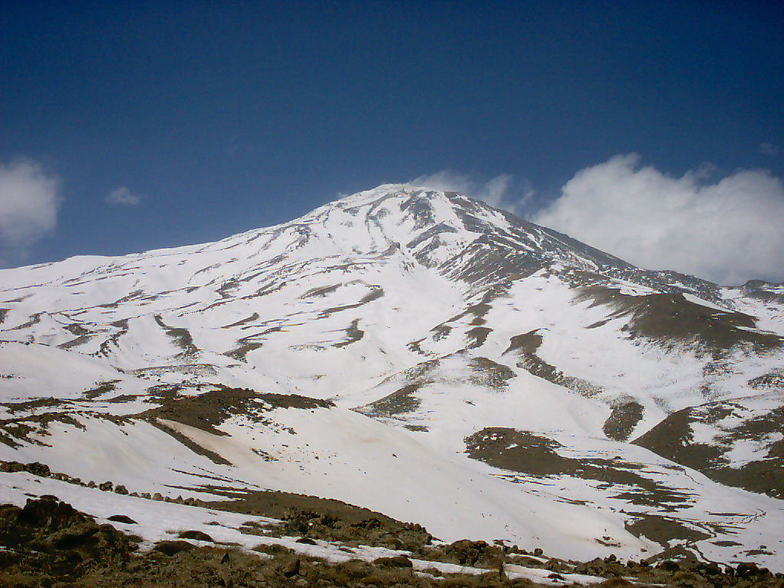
(736, 562), (763, 578)
(295, 537), (317, 545)
(599, 579), (634, 587)
(0, 461), (25, 473)
(0, 495), (140, 574)
(27, 462), (51, 477)
(0, 494), (779, 588)
(177, 530), (214, 542)
(282, 558), (301, 577)
(107, 515), (137, 524)
(426, 539), (505, 568)
(657, 559), (680, 572)
(153, 540), (196, 556)
(0, 461), (50, 477)
(374, 556), (413, 568)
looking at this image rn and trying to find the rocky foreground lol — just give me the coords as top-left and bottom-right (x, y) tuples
(1, 464), (783, 588)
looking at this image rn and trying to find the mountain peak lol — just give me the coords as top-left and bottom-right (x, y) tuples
(325, 183), (463, 211)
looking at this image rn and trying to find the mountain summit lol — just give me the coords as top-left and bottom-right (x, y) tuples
(1, 184), (783, 570)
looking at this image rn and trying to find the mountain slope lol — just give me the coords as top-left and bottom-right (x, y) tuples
(1, 184), (783, 570)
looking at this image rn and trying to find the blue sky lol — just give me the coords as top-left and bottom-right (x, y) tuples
(1, 1), (783, 283)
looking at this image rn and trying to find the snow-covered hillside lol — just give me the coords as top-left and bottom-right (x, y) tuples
(1, 184), (783, 570)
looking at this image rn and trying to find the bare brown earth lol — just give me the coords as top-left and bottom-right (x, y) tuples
(633, 403), (784, 499)
(154, 314), (199, 357)
(503, 330), (602, 397)
(466, 357), (516, 388)
(748, 369), (784, 391)
(141, 386), (334, 436)
(1, 397), (73, 414)
(362, 383), (424, 417)
(200, 487), (433, 551)
(360, 355), (515, 419)
(464, 427), (691, 512)
(602, 401), (645, 441)
(573, 287), (783, 354)
(741, 280), (784, 305)
(0, 411), (87, 449)
(623, 514), (710, 545)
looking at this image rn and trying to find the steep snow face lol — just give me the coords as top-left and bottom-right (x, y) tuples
(0, 184), (649, 398)
(2, 184), (784, 569)
(0, 184), (759, 396)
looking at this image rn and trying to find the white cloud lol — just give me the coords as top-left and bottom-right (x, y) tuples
(0, 160), (60, 255)
(411, 170), (474, 194)
(106, 186), (141, 206)
(533, 154), (784, 285)
(411, 170), (534, 214)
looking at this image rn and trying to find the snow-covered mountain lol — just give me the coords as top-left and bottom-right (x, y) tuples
(2, 184), (783, 570)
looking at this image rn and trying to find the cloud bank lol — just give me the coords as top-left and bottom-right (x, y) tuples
(106, 186), (141, 205)
(0, 160), (60, 257)
(533, 154), (784, 285)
